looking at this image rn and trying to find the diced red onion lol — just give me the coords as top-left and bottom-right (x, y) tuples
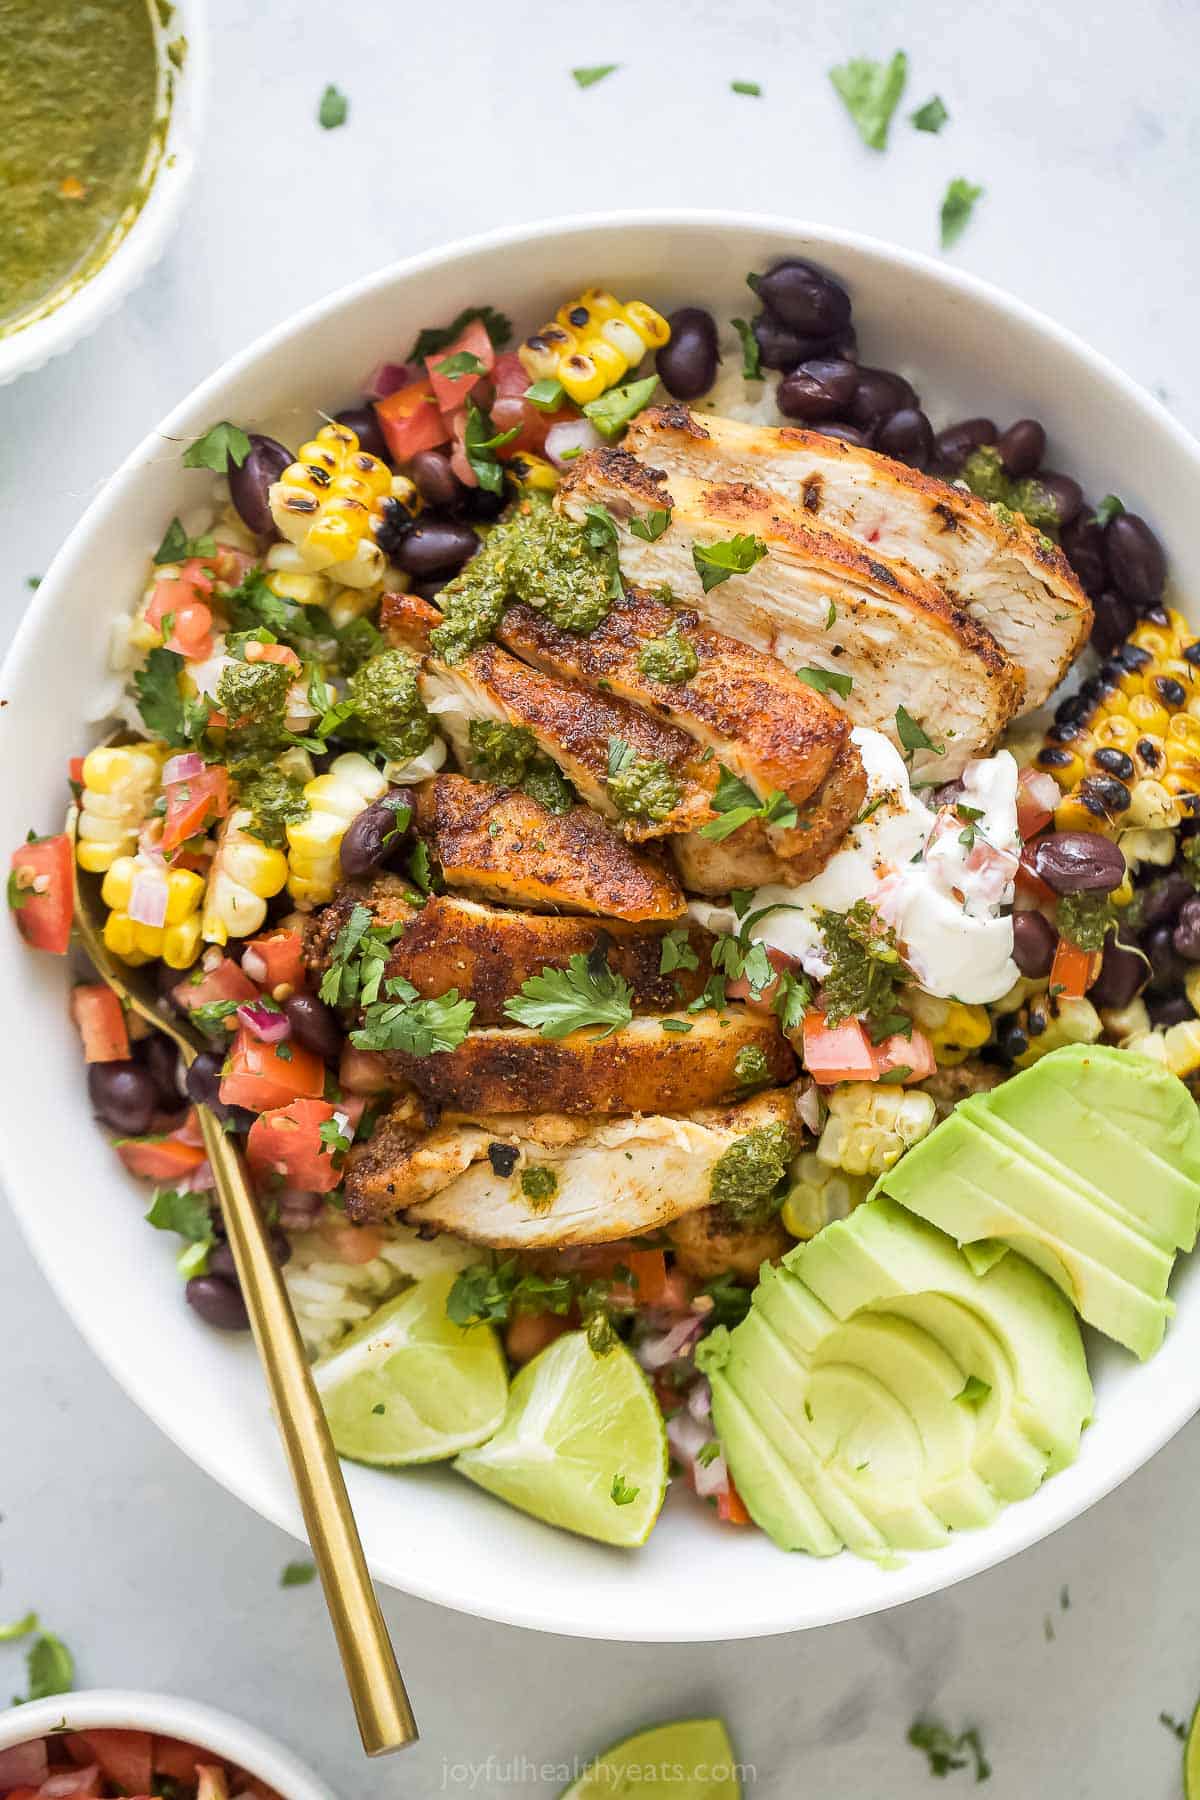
(177, 1158), (214, 1193)
(41, 1768), (101, 1797)
(163, 751), (204, 785)
(241, 947), (269, 986)
(137, 819), (165, 863)
(687, 1375), (713, 1424)
(693, 1447), (729, 1500)
(796, 1080), (824, 1135)
(0, 1739), (48, 1787)
(278, 1188), (324, 1231)
(666, 1408), (709, 1465)
(364, 360), (417, 400)
(1021, 769), (1061, 821)
(236, 1000), (291, 1044)
(636, 1314), (704, 1372)
(129, 864), (169, 928)
(545, 419), (602, 469)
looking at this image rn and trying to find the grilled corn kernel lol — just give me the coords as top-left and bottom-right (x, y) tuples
(1100, 996), (1152, 1043)
(202, 808), (288, 945)
(326, 583), (384, 630)
(285, 751), (388, 908)
(1125, 1029), (1170, 1067)
(1165, 1018), (1200, 1077)
(522, 289), (672, 398)
(509, 452), (559, 493)
(930, 1001), (992, 1065)
(517, 324), (576, 381)
(1014, 995), (1102, 1068)
(75, 744), (164, 873)
(557, 354), (607, 405)
(780, 1151), (872, 1240)
(269, 422), (388, 590)
(1119, 826), (1177, 868)
(815, 1083), (937, 1178)
(266, 568), (331, 608)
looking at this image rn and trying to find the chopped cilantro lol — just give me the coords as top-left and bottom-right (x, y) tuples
(318, 84), (348, 129)
(153, 516), (215, 565)
(0, 1612), (38, 1643)
(18, 1631), (75, 1703)
(796, 664), (853, 700)
(629, 507), (673, 543)
(504, 951), (633, 1040)
(318, 903), (408, 1010)
(940, 177), (984, 249)
(698, 765), (799, 843)
(895, 703), (944, 761)
(701, 1272), (753, 1327)
(463, 399), (520, 494)
(433, 350), (487, 382)
(610, 1473), (640, 1505)
(829, 51), (908, 150)
(133, 647), (209, 747)
(659, 928), (700, 976)
(817, 899), (910, 1032)
(408, 306), (513, 363)
(731, 79), (762, 96)
(281, 1560), (317, 1587)
(1055, 891), (1118, 952)
(351, 980), (474, 1056)
(730, 317), (762, 381)
(911, 95), (948, 132)
(1092, 494), (1125, 527)
(907, 1719), (991, 1782)
(572, 63), (619, 88)
(692, 532), (767, 592)
(446, 1258), (575, 1328)
(182, 421), (252, 474)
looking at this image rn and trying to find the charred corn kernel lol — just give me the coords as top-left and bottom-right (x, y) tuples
(509, 452), (558, 493)
(992, 974), (1048, 1016)
(622, 300), (671, 348)
(76, 744), (164, 873)
(1127, 693), (1171, 735)
(1124, 779), (1180, 829)
(1164, 769), (1200, 798)
(1035, 745), (1086, 789)
(266, 567), (330, 608)
(523, 289), (672, 399)
(327, 583), (387, 630)
(1014, 995), (1102, 1068)
(1165, 1018), (1200, 1077)
(781, 1151), (872, 1240)
(1119, 826), (1176, 868)
(1054, 792), (1102, 833)
(285, 751), (388, 908)
(269, 422), (388, 590)
(905, 990), (949, 1032)
(1185, 966), (1200, 1016)
(202, 808), (288, 945)
(815, 1083), (937, 1177)
(557, 354), (607, 404)
(387, 474), (422, 520)
(930, 1001), (992, 1065)
(1100, 996), (1152, 1043)
(517, 324), (576, 381)
(1125, 1029), (1169, 1068)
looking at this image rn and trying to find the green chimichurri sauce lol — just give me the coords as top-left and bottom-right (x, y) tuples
(1, 0), (162, 330)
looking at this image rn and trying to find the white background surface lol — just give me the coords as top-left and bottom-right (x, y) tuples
(3, 1), (1200, 1794)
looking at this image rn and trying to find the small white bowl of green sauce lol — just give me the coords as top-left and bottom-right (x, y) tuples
(0, 0), (205, 386)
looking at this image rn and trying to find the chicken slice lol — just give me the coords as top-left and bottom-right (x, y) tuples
(304, 873), (419, 980)
(557, 449), (1025, 777)
(419, 641), (715, 842)
(344, 1089), (801, 1243)
(625, 404), (1091, 711)
(666, 1206), (794, 1282)
(377, 1006), (796, 1114)
(496, 591), (861, 862)
(413, 776), (686, 921)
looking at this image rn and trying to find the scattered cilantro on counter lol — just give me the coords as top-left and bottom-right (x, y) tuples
(829, 51), (908, 150)
(940, 178), (984, 249)
(318, 84), (349, 129)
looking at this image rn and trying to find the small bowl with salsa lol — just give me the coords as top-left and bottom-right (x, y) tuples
(0, 0), (205, 386)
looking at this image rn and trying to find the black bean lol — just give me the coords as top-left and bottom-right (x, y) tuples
(757, 260), (851, 337)
(460, 485), (506, 523)
(810, 420), (872, 447)
(994, 1016), (1029, 1063)
(656, 307), (720, 400)
(848, 368), (918, 426)
(227, 434), (293, 539)
(141, 1035), (184, 1110)
(751, 313), (831, 373)
(1032, 831), (1126, 894)
(1105, 513), (1166, 606)
(1089, 934), (1149, 1008)
(283, 992), (344, 1059)
(776, 358), (859, 422)
(393, 518), (480, 579)
(1035, 472), (1083, 528)
(186, 1275), (250, 1332)
(333, 405), (391, 465)
(1149, 993), (1195, 1029)
(995, 419), (1045, 476)
(873, 407), (934, 469)
(1146, 923), (1185, 988)
(88, 1061), (158, 1135)
(933, 417), (997, 472)
(410, 449), (465, 511)
(1061, 514), (1110, 597)
(1139, 872), (1194, 927)
(1173, 895), (1200, 961)
(339, 790), (416, 879)
(207, 1231), (291, 1284)
(373, 495), (417, 561)
(414, 577), (451, 602)
(1011, 909), (1058, 978)
(1090, 590), (1136, 656)
(185, 1050), (233, 1120)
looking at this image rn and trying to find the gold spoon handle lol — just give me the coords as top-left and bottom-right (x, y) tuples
(198, 1108), (418, 1756)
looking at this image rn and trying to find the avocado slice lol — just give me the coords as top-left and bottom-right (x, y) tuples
(872, 1045), (1200, 1359)
(706, 1198), (1091, 1558)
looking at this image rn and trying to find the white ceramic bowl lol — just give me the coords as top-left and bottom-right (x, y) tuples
(0, 0), (206, 387)
(0, 1689), (334, 1798)
(3, 213), (1199, 1644)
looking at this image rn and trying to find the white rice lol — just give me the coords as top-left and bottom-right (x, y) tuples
(285, 1220), (479, 1359)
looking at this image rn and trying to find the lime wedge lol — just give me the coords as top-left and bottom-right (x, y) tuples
(560, 1718), (740, 1799)
(1185, 1698), (1200, 1798)
(313, 1270), (507, 1465)
(453, 1330), (667, 1546)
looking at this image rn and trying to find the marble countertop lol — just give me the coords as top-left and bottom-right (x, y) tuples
(3, 0), (1199, 1792)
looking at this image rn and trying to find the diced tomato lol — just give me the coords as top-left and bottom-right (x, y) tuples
(426, 318), (495, 412)
(1017, 767), (1060, 840)
(504, 1311), (571, 1365)
(65, 1730), (153, 1794)
(70, 983), (131, 1063)
(68, 754), (86, 783)
(872, 1027), (936, 1083)
(374, 378), (450, 462)
(717, 1481), (752, 1525)
(446, 409), (477, 487)
(622, 1248), (671, 1306)
(725, 946), (798, 1012)
(801, 1011), (878, 1083)
(162, 765), (230, 855)
(146, 556), (213, 627)
(172, 1106), (206, 1148)
(1050, 935), (1099, 999)
(210, 543), (257, 587)
(318, 1218), (387, 1264)
(3, 1789), (41, 1799)
(244, 639), (302, 672)
(219, 1027), (325, 1113)
(174, 956), (258, 1018)
(490, 351), (531, 400)
(9, 832), (73, 954)
(115, 1134), (208, 1179)
(248, 1097), (341, 1192)
(244, 926), (306, 993)
(151, 1737), (205, 1783)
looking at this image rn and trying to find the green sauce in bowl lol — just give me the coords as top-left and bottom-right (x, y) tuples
(0, 0), (166, 333)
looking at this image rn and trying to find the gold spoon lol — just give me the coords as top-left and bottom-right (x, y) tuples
(68, 810), (418, 1756)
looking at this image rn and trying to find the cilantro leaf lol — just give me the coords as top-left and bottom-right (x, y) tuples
(911, 95), (948, 133)
(698, 764), (799, 843)
(318, 902), (409, 1009)
(318, 84), (348, 128)
(659, 928), (700, 976)
(133, 647), (207, 746)
(731, 79), (762, 97)
(582, 502), (619, 548)
(907, 1719), (991, 1782)
(572, 63), (619, 88)
(0, 1612), (38, 1643)
(730, 317), (762, 381)
(940, 177), (984, 249)
(19, 1632), (75, 1703)
(182, 421), (252, 474)
(610, 1473), (640, 1505)
(153, 517), (216, 565)
(701, 1273), (753, 1327)
(504, 952), (633, 1040)
(281, 1560), (317, 1587)
(895, 703), (944, 761)
(408, 306), (513, 363)
(351, 986), (475, 1056)
(629, 507), (672, 542)
(145, 1187), (213, 1244)
(829, 51), (908, 150)
(433, 350), (486, 382)
(796, 665), (853, 700)
(524, 378), (565, 412)
(1092, 494), (1125, 527)
(463, 399), (520, 494)
(582, 375), (659, 441)
(692, 533), (767, 592)
(447, 1258), (575, 1328)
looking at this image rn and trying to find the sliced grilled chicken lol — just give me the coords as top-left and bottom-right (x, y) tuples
(344, 1090), (800, 1243)
(625, 404), (1091, 710)
(304, 873), (419, 980)
(557, 450), (1025, 777)
(419, 641), (716, 842)
(497, 592), (860, 862)
(413, 776), (686, 921)
(667, 1206), (793, 1282)
(378, 1006), (796, 1114)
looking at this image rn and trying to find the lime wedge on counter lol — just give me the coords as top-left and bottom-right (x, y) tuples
(560, 1718), (740, 1799)
(1185, 1698), (1200, 1798)
(453, 1330), (667, 1546)
(313, 1270), (507, 1465)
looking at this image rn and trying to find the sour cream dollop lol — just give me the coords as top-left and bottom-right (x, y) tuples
(691, 728), (1021, 1005)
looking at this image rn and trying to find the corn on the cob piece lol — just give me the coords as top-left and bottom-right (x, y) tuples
(1013, 994), (1102, 1068)
(202, 808), (288, 944)
(1119, 826), (1177, 869)
(100, 855), (206, 968)
(268, 422), (392, 589)
(517, 288), (671, 404)
(285, 752), (388, 908)
(780, 1151), (872, 1240)
(815, 1083), (937, 1177)
(509, 452), (559, 493)
(1036, 607), (1200, 832)
(75, 744), (165, 874)
(1122, 1018), (1200, 1076)
(929, 1001), (992, 1066)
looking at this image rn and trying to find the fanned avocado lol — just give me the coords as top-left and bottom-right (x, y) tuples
(872, 1045), (1200, 1359)
(705, 1198), (1092, 1559)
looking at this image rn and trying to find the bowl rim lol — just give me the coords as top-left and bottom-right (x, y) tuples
(0, 1687), (336, 1797)
(5, 209), (1200, 1641)
(0, 0), (208, 387)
